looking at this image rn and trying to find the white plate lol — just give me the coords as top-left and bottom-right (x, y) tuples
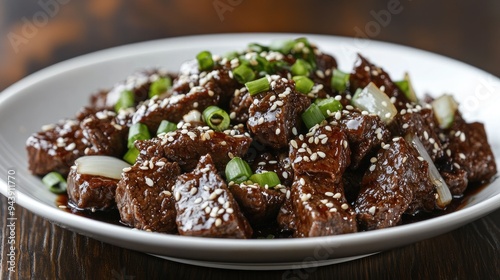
(0, 33), (499, 270)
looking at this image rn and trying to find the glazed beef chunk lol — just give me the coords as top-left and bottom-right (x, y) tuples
(67, 166), (118, 210)
(247, 76), (310, 149)
(115, 157), (180, 233)
(26, 120), (86, 176)
(355, 138), (435, 230)
(337, 110), (391, 169)
(79, 110), (128, 157)
(349, 54), (409, 110)
(173, 154), (253, 238)
(280, 125), (357, 237)
(136, 124), (252, 172)
(229, 183), (286, 227)
(391, 108), (444, 161)
(446, 117), (497, 183)
(229, 89), (253, 124)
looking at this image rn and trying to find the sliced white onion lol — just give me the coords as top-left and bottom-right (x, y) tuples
(75, 155), (131, 180)
(352, 82), (398, 124)
(432, 94), (458, 129)
(406, 134), (452, 208)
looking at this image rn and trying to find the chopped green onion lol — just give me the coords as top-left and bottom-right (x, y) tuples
(431, 94), (458, 129)
(196, 50), (214, 71)
(331, 69), (350, 92)
(245, 77), (270, 95)
(202, 106), (230, 131)
(394, 72), (418, 103)
(269, 39), (295, 54)
(292, 76), (314, 94)
(123, 147), (140, 165)
(351, 82), (398, 124)
(255, 56), (273, 74)
(225, 157), (253, 184)
(249, 171), (281, 188)
(114, 90), (135, 112)
(291, 59), (312, 76)
(156, 120), (177, 135)
(248, 43), (269, 53)
(406, 134), (452, 208)
(128, 123), (151, 149)
(149, 77), (172, 98)
(316, 98), (343, 117)
(301, 103), (325, 129)
(223, 51), (239, 60)
(42, 172), (67, 194)
(233, 64), (255, 84)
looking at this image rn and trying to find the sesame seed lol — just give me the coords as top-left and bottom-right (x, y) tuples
(343, 140), (348, 149)
(292, 127), (298, 135)
(317, 151), (326, 158)
(424, 131), (429, 140)
(454, 163), (461, 169)
(162, 190), (172, 197)
(290, 139), (298, 149)
(215, 189), (224, 195)
(346, 105), (354, 110)
(218, 196), (225, 205)
(460, 133), (466, 142)
(459, 153), (466, 160)
(384, 112), (392, 119)
(335, 111), (341, 120)
(446, 149), (452, 157)
(145, 177), (154, 187)
(299, 178), (305, 185)
(215, 218), (222, 227)
(208, 192), (218, 200)
(325, 192), (334, 197)
(205, 207), (211, 214)
(275, 128), (281, 135)
(65, 143), (76, 151)
(383, 144), (390, 150)
(190, 187), (198, 195)
(226, 208), (234, 214)
(174, 191), (181, 201)
(370, 157), (377, 163)
(341, 203), (349, 210)
(194, 197), (202, 204)
(329, 208), (338, 213)
(155, 161), (166, 167)
(123, 167), (132, 172)
(368, 206), (376, 215)
(417, 156), (424, 161)
(286, 190), (291, 199)
(326, 202), (334, 208)
(403, 156), (408, 163)
(369, 165), (376, 172)
(333, 193), (342, 199)
(282, 172), (288, 179)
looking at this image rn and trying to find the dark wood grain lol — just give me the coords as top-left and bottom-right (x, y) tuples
(1, 1), (499, 279)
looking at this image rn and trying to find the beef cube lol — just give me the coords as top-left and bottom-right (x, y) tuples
(355, 138), (435, 230)
(95, 69), (173, 110)
(290, 125), (350, 183)
(312, 53), (337, 93)
(115, 157), (180, 233)
(67, 166), (118, 210)
(136, 124), (252, 172)
(288, 174), (358, 237)
(132, 87), (220, 133)
(26, 120), (86, 176)
(447, 120), (497, 183)
(337, 111), (391, 169)
(251, 152), (294, 187)
(229, 183), (286, 227)
(80, 110), (128, 157)
(247, 76), (310, 149)
(349, 54), (409, 110)
(277, 198), (295, 233)
(391, 108), (444, 161)
(173, 154), (253, 238)
(440, 169), (468, 196)
(229, 89), (253, 124)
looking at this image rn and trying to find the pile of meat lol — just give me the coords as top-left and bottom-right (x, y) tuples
(26, 41), (497, 238)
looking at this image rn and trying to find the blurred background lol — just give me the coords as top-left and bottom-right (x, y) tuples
(0, 0), (499, 91)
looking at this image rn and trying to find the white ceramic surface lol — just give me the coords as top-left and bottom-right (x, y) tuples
(0, 34), (499, 270)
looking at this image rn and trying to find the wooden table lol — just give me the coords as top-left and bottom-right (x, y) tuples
(1, 1), (499, 279)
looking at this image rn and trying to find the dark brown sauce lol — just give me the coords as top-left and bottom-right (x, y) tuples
(55, 177), (497, 236)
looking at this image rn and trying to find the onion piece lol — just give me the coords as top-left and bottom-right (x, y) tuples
(432, 94), (458, 129)
(394, 72), (418, 103)
(351, 82), (398, 124)
(75, 155), (131, 180)
(406, 134), (452, 208)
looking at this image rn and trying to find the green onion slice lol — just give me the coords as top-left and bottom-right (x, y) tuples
(202, 106), (230, 131)
(291, 59), (312, 76)
(149, 77), (172, 98)
(301, 103), (326, 129)
(225, 157), (253, 184)
(128, 123), (151, 149)
(431, 94), (458, 129)
(196, 50), (214, 71)
(123, 147), (140, 165)
(292, 76), (314, 94)
(331, 69), (350, 92)
(394, 72), (418, 103)
(245, 77), (270, 95)
(316, 98), (343, 117)
(233, 64), (255, 84)
(269, 39), (295, 54)
(249, 171), (281, 188)
(351, 82), (398, 124)
(42, 172), (67, 194)
(114, 90), (135, 112)
(248, 43), (269, 53)
(156, 120), (177, 135)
